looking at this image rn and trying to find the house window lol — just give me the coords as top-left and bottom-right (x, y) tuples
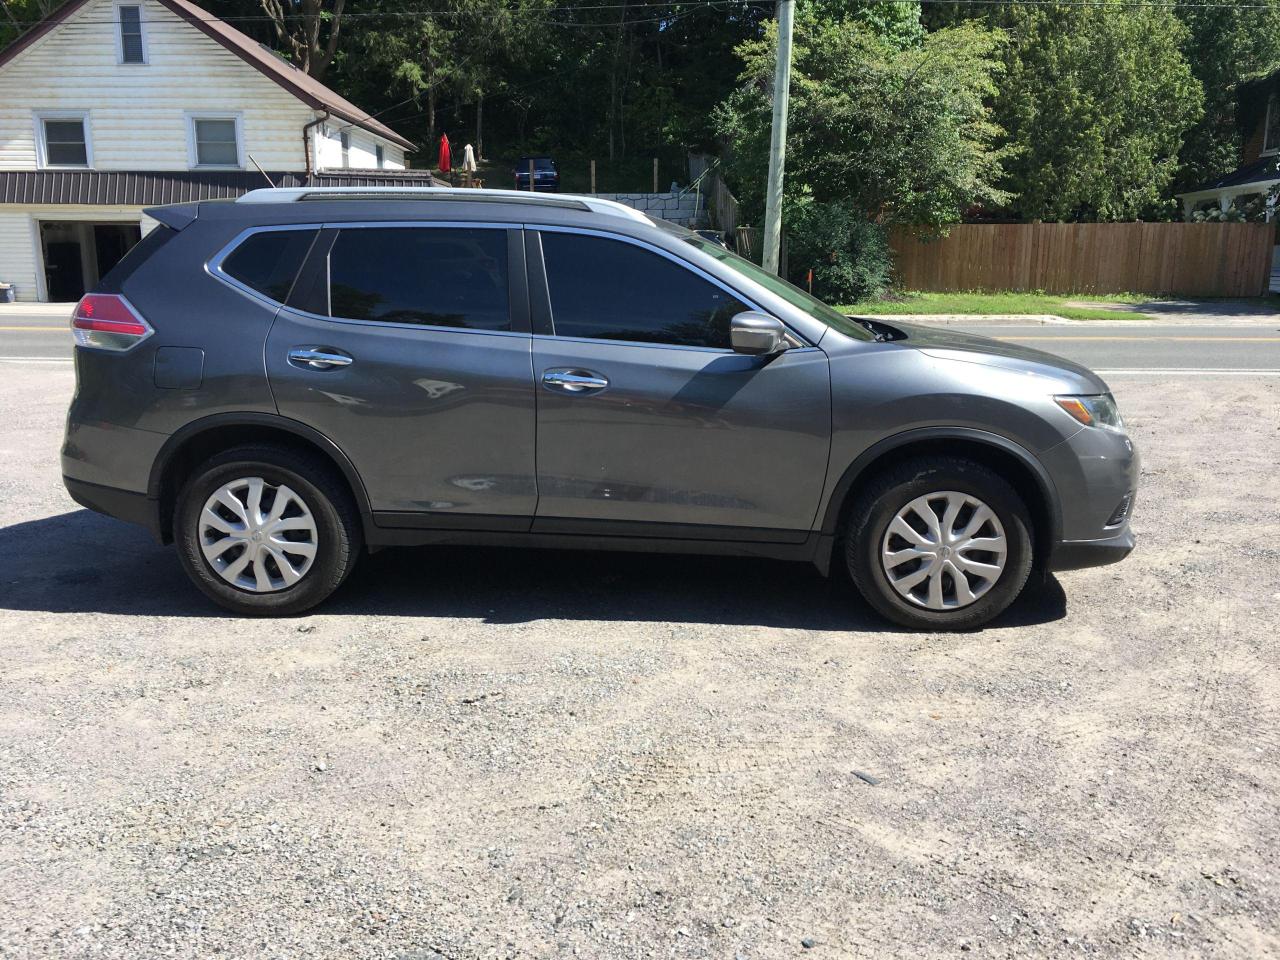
(36, 113), (90, 168)
(340, 130), (350, 167)
(1265, 95), (1280, 155)
(189, 115), (241, 167)
(118, 5), (145, 63)
(375, 144), (384, 169)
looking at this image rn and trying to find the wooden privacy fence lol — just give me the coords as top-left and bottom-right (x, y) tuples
(889, 222), (1274, 297)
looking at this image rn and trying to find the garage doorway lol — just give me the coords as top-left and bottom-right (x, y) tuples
(39, 221), (141, 302)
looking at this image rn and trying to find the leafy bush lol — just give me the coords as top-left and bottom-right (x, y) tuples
(1190, 187), (1275, 223)
(1191, 204), (1248, 223)
(785, 200), (893, 304)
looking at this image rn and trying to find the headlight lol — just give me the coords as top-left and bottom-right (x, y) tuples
(1054, 394), (1125, 432)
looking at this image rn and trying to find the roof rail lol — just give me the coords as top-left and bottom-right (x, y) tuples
(235, 186), (651, 223)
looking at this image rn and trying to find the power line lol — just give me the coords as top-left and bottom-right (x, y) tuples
(10, 0), (1274, 28)
(1, 0), (774, 28)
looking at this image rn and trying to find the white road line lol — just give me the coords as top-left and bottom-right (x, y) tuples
(0, 356), (72, 363)
(1096, 369), (1280, 375)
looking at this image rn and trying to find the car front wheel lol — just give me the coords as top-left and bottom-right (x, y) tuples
(174, 444), (361, 616)
(845, 457), (1033, 630)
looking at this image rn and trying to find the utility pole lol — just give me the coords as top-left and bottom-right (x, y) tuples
(762, 0), (794, 276)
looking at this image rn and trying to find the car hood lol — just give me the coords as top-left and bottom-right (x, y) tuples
(870, 319), (1109, 393)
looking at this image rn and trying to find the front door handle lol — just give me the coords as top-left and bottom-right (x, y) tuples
(542, 369), (609, 394)
(289, 346), (353, 370)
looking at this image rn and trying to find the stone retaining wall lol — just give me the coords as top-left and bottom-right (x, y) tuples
(592, 191), (704, 227)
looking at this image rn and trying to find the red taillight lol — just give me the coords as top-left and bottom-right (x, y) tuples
(71, 294), (152, 350)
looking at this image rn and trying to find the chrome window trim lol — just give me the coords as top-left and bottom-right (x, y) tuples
(207, 221), (525, 337)
(287, 313), (531, 339)
(531, 224), (814, 349)
(532, 333), (819, 356)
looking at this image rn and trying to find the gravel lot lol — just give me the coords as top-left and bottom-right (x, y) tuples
(1, 365), (1277, 959)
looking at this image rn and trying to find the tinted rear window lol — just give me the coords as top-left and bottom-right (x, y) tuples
(221, 229), (317, 303)
(327, 227), (510, 330)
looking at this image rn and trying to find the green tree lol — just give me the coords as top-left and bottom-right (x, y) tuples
(256, 0), (346, 80)
(0, 0), (61, 49)
(986, 2), (1202, 220)
(715, 10), (1009, 227)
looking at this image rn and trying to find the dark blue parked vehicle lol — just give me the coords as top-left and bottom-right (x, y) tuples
(513, 156), (559, 192)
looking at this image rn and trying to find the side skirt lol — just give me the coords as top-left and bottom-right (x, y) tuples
(366, 512), (827, 567)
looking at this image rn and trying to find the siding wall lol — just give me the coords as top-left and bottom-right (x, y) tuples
(0, 203), (145, 301)
(0, 0), (406, 172)
(315, 125), (406, 171)
(0, 210), (39, 300)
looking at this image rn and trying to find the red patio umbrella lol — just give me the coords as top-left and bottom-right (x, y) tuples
(437, 133), (452, 174)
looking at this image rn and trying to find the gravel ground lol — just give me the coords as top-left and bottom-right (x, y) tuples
(1, 365), (1277, 959)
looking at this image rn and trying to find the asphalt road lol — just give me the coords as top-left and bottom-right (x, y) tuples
(0, 306), (71, 361)
(3, 305), (1280, 371)
(984, 323), (1280, 375)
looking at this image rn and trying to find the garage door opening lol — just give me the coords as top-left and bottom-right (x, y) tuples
(40, 221), (141, 302)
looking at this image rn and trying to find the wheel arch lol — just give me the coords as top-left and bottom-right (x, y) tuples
(148, 413), (373, 544)
(820, 427), (1062, 569)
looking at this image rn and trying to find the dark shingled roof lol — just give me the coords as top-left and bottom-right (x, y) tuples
(1182, 156), (1280, 195)
(0, 0), (415, 151)
(0, 169), (447, 205)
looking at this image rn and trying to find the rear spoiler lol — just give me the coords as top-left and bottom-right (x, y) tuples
(143, 202), (200, 231)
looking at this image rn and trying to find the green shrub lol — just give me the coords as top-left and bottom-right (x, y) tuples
(785, 201), (893, 303)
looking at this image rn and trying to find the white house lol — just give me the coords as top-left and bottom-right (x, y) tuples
(1176, 67), (1280, 221)
(0, 0), (434, 302)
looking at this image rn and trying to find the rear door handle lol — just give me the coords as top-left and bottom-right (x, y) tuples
(542, 369), (609, 393)
(288, 346), (353, 370)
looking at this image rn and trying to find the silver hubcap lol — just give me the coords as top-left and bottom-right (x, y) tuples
(881, 491), (1007, 610)
(199, 477), (318, 593)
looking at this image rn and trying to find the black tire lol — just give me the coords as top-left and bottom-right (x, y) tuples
(174, 444), (362, 616)
(844, 457), (1033, 630)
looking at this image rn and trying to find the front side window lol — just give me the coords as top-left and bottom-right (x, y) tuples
(220, 229), (317, 303)
(191, 117), (240, 167)
(39, 115), (89, 167)
(1266, 95), (1280, 154)
(327, 227), (510, 330)
(540, 232), (747, 348)
(678, 231), (873, 341)
(118, 4), (145, 63)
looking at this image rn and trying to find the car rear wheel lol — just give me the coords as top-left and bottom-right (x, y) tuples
(175, 444), (361, 616)
(845, 457), (1033, 630)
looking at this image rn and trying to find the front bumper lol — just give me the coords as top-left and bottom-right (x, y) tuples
(1038, 418), (1139, 572)
(1048, 524), (1135, 571)
(63, 475), (164, 543)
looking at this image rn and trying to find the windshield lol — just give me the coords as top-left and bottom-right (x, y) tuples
(679, 233), (873, 341)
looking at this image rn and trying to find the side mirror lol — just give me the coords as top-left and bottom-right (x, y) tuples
(730, 311), (790, 356)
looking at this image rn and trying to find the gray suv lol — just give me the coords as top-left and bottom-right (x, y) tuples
(62, 187), (1137, 628)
